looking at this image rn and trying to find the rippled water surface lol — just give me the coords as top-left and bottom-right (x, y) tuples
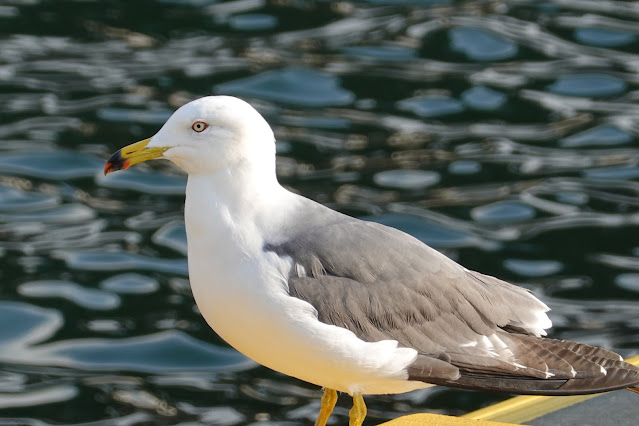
(1, 0), (639, 424)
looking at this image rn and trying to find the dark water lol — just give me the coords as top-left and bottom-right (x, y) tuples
(1, 0), (639, 424)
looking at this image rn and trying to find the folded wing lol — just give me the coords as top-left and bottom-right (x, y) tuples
(266, 217), (639, 394)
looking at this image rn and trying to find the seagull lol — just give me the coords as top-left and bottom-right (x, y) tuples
(104, 95), (639, 425)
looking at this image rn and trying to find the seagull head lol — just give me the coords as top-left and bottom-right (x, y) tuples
(104, 96), (275, 176)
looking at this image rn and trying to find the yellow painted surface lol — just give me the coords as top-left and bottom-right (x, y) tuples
(462, 393), (599, 424)
(379, 413), (520, 426)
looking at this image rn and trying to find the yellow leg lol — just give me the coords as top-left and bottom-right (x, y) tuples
(348, 393), (367, 426)
(628, 387), (639, 395)
(314, 388), (338, 426)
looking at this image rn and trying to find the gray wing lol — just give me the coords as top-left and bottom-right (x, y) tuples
(265, 211), (639, 394)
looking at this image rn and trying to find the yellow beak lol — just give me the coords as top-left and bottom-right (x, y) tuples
(104, 138), (168, 175)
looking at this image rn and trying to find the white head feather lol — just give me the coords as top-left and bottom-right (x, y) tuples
(147, 96), (276, 177)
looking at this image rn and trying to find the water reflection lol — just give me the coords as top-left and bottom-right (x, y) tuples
(97, 168), (187, 195)
(1, 0), (639, 424)
(0, 151), (104, 180)
(216, 68), (355, 107)
(449, 27), (519, 61)
(55, 250), (188, 275)
(18, 280), (121, 310)
(25, 331), (252, 373)
(100, 273), (160, 294)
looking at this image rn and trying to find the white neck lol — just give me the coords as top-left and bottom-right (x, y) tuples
(183, 163), (292, 259)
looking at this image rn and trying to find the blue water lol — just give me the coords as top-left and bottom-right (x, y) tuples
(1, 0), (639, 424)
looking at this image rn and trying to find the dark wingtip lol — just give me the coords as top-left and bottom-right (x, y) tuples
(103, 150), (128, 175)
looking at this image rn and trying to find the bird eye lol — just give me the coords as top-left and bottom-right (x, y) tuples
(192, 121), (208, 132)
